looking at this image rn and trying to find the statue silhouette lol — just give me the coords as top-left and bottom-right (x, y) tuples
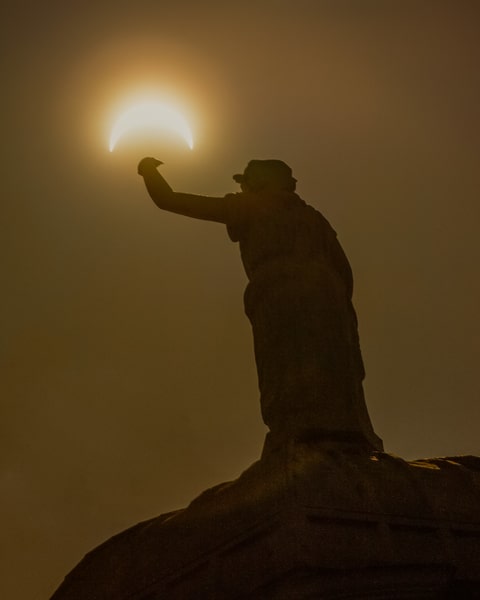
(138, 157), (382, 450)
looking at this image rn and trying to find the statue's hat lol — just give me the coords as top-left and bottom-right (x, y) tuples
(233, 159), (297, 190)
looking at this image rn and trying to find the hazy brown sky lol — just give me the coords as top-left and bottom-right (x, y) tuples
(2, 1), (480, 598)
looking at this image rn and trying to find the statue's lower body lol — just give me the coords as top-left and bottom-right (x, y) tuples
(244, 266), (383, 451)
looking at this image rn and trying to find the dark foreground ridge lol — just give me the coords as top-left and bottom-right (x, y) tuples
(52, 437), (480, 599)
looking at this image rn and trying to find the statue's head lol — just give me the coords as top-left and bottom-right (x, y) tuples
(233, 160), (297, 193)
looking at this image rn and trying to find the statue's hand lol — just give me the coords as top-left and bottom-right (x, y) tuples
(137, 157), (163, 176)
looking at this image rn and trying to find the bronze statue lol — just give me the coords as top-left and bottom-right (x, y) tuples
(138, 157), (382, 450)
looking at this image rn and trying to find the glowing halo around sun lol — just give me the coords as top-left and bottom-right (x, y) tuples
(109, 101), (194, 152)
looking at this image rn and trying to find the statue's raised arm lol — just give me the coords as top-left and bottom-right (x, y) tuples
(137, 157), (227, 224)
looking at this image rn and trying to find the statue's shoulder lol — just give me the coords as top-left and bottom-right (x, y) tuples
(224, 191), (338, 242)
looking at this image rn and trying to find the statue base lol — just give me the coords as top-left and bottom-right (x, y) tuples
(52, 437), (480, 599)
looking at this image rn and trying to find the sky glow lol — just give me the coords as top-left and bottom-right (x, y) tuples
(109, 101), (194, 152)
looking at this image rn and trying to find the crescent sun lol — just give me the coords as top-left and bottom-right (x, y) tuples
(109, 101), (194, 152)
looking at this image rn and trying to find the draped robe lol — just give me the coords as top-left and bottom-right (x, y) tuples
(225, 190), (382, 449)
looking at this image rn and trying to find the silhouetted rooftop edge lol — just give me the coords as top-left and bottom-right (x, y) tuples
(51, 441), (480, 599)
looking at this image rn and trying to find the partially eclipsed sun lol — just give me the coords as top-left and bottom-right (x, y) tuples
(109, 101), (194, 152)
